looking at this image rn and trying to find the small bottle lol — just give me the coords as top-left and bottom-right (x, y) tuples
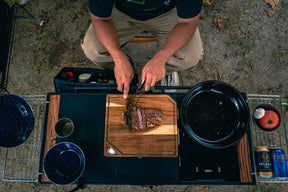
(254, 146), (273, 178)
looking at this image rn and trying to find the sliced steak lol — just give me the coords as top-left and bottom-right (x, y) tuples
(124, 107), (163, 131)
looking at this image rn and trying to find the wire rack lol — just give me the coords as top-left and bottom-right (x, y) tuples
(0, 95), (46, 182)
(248, 94), (288, 183)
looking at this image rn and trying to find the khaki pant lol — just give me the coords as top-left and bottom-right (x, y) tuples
(81, 8), (203, 74)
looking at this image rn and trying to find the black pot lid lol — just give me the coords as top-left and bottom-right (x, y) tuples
(0, 94), (35, 147)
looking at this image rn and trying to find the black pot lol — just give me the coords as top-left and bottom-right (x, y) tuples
(180, 81), (250, 148)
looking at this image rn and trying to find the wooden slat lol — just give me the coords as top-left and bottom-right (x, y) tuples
(128, 36), (159, 43)
(41, 95), (60, 182)
(104, 94), (178, 157)
(237, 133), (253, 183)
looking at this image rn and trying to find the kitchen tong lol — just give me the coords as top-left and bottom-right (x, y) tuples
(126, 80), (146, 112)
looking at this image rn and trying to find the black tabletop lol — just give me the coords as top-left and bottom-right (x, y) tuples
(39, 91), (255, 185)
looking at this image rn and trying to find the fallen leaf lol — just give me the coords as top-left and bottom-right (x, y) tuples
(195, 185), (209, 192)
(203, 0), (212, 6)
(268, 88), (274, 95)
(264, 0), (280, 17)
(183, 186), (194, 192)
(37, 27), (43, 34)
(214, 16), (223, 29)
(215, 66), (223, 81)
(243, 65), (248, 72)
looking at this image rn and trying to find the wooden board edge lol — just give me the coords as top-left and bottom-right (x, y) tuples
(104, 95), (122, 157)
(104, 95), (109, 157)
(169, 94), (178, 156)
(41, 95), (60, 183)
(237, 133), (253, 183)
(106, 154), (178, 157)
(106, 94), (176, 101)
(173, 97), (178, 154)
(105, 153), (178, 158)
(104, 141), (124, 157)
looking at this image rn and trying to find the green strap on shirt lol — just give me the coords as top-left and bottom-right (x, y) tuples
(127, 0), (145, 5)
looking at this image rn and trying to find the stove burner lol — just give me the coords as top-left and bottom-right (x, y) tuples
(178, 129), (240, 182)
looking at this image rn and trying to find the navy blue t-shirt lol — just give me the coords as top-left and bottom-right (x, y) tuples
(88, 0), (202, 21)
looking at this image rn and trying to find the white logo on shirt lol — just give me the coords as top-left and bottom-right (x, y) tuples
(164, 0), (171, 6)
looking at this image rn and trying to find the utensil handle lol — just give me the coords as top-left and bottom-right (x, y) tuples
(127, 80), (146, 108)
(130, 90), (145, 110)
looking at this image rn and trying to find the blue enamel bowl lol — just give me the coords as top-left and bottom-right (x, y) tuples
(0, 94), (35, 147)
(43, 142), (85, 185)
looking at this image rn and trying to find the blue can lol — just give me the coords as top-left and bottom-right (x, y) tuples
(270, 148), (288, 178)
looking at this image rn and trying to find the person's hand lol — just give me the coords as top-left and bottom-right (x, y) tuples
(114, 55), (134, 99)
(141, 58), (166, 91)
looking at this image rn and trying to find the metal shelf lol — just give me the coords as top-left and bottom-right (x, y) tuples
(0, 95), (46, 182)
(248, 94), (288, 183)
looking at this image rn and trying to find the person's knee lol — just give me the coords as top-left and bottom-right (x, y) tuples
(186, 49), (203, 68)
(178, 28), (203, 70)
(171, 49), (203, 71)
(81, 24), (110, 61)
(81, 39), (94, 60)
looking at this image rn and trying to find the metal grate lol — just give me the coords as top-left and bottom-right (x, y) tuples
(248, 94), (288, 183)
(1, 95), (46, 182)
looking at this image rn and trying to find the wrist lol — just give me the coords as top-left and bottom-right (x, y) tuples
(111, 49), (125, 58)
(112, 51), (127, 64)
(153, 50), (170, 66)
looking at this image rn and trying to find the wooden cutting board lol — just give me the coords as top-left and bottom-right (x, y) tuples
(104, 94), (178, 157)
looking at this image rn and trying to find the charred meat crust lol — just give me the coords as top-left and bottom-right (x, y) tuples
(123, 107), (163, 131)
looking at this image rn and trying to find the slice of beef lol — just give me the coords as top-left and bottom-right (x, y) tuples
(123, 107), (163, 131)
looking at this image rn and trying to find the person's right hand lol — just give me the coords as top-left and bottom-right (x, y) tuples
(114, 54), (134, 99)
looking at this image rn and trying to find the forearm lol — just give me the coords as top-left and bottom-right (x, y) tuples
(90, 13), (133, 98)
(90, 13), (126, 60)
(155, 14), (200, 64)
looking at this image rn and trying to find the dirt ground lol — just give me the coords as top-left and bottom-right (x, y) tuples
(2, 0), (288, 191)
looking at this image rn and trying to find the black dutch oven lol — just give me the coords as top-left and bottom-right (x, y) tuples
(180, 81), (250, 148)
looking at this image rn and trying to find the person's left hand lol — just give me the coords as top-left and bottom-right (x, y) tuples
(141, 58), (166, 91)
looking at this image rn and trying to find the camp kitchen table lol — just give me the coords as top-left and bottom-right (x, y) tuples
(39, 87), (256, 185)
(39, 88), (255, 185)
(1, 86), (288, 186)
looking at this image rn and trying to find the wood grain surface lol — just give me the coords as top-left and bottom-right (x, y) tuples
(41, 95), (60, 182)
(104, 94), (178, 157)
(237, 133), (253, 183)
